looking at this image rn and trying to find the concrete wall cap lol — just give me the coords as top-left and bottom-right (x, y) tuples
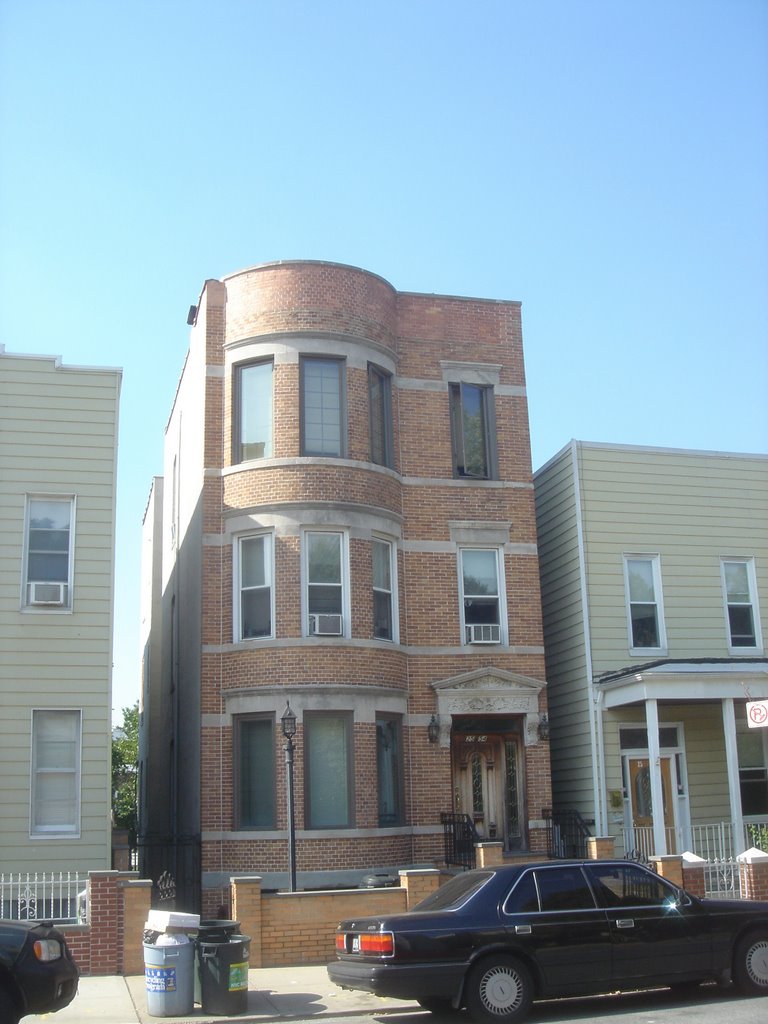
(737, 847), (768, 863)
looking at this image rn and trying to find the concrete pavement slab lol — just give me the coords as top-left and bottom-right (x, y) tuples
(28, 965), (419, 1023)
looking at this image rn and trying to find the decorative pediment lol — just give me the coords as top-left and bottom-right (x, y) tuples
(430, 667), (546, 746)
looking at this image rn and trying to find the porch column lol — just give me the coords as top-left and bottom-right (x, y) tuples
(644, 699), (667, 856)
(722, 698), (746, 855)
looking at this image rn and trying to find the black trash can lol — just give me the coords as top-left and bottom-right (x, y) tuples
(198, 919), (240, 943)
(196, 933), (251, 1015)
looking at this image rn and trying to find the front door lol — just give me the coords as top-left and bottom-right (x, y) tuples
(627, 756), (677, 854)
(452, 728), (524, 850)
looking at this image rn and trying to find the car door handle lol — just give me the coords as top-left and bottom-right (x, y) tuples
(615, 918), (635, 929)
(515, 925), (532, 935)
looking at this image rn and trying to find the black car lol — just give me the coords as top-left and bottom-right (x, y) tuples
(328, 859), (768, 1023)
(0, 919), (79, 1024)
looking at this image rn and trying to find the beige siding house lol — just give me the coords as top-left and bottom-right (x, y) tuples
(535, 441), (768, 863)
(0, 347), (120, 873)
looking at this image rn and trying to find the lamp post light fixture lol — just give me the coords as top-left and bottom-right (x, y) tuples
(280, 701), (298, 892)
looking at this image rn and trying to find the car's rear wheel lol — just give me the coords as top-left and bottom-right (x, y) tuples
(0, 985), (20, 1024)
(733, 930), (768, 995)
(465, 955), (534, 1024)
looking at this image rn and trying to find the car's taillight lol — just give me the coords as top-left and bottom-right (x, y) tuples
(33, 938), (62, 962)
(359, 932), (394, 955)
(336, 930), (395, 956)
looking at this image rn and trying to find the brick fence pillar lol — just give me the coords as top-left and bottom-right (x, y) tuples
(738, 848), (768, 901)
(651, 855), (683, 888)
(230, 876), (263, 967)
(398, 869), (441, 909)
(475, 843), (504, 867)
(120, 878), (153, 975)
(587, 836), (616, 860)
(681, 852), (707, 898)
(87, 871), (120, 976)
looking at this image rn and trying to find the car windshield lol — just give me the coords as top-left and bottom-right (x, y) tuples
(412, 871), (494, 912)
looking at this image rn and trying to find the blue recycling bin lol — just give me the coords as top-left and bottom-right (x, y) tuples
(144, 938), (195, 1017)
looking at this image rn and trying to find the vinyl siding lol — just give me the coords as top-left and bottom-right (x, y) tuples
(575, 445), (768, 672)
(535, 443), (596, 817)
(0, 351), (120, 872)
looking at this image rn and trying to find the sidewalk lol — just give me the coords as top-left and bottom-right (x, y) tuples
(27, 965), (420, 1023)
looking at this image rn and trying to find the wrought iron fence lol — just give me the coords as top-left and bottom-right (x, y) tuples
(544, 809), (592, 859)
(137, 834), (201, 913)
(440, 813), (478, 870)
(0, 872), (87, 922)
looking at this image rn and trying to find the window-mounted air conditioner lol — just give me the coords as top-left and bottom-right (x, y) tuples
(29, 581), (66, 606)
(466, 623), (501, 644)
(309, 613), (343, 636)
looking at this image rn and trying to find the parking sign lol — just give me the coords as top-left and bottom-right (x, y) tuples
(746, 700), (768, 728)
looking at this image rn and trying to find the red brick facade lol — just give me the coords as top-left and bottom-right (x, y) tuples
(142, 261), (551, 910)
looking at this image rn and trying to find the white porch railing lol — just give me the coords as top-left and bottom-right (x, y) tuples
(622, 820), (768, 898)
(0, 872), (87, 922)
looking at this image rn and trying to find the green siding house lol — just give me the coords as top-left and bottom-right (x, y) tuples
(534, 442), (768, 867)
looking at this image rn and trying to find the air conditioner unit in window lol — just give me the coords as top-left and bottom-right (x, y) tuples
(309, 613), (343, 636)
(466, 623), (501, 644)
(29, 581), (66, 606)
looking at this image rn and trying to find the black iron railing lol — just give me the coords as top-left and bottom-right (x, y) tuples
(543, 809), (592, 859)
(441, 812), (479, 870)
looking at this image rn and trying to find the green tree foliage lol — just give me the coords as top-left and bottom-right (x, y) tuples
(112, 702), (138, 840)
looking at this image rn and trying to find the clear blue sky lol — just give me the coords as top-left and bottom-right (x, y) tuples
(1, 0), (766, 723)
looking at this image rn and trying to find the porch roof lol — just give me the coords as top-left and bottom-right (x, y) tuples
(594, 658), (768, 709)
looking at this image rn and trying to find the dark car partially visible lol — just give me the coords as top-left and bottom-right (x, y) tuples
(0, 919), (78, 1024)
(328, 860), (768, 1024)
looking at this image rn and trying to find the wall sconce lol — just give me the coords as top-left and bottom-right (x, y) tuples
(538, 714), (550, 741)
(427, 715), (440, 744)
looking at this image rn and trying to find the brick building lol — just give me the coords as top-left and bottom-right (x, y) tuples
(139, 260), (550, 913)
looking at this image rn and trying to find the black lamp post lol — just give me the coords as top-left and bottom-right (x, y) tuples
(280, 701), (297, 892)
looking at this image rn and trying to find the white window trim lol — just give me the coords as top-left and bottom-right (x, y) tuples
(457, 546), (508, 647)
(302, 529), (350, 638)
(720, 556), (763, 654)
(21, 494), (76, 612)
(372, 534), (399, 644)
(234, 532), (275, 642)
(30, 708), (82, 839)
(623, 553), (668, 655)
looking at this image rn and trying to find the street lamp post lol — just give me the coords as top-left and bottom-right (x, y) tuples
(280, 702), (297, 892)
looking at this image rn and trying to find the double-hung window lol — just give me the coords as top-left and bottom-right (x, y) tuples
(237, 534), (273, 640)
(624, 555), (666, 652)
(372, 538), (395, 641)
(234, 714), (275, 828)
(721, 558), (761, 650)
(235, 360), (273, 462)
(31, 709), (81, 836)
(24, 496), (74, 609)
(449, 382), (496, 479)
(459, 547), (503, 645)
(305, 531), (346, 636)
(301, 357), (345, 457)
(368, 364), (393, 467)
(305, 712), (353, 828)
(376, 714), (403, 826)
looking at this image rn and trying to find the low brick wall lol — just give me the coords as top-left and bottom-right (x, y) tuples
(232, 869), (441, 967)
(60, 872), (152, 976)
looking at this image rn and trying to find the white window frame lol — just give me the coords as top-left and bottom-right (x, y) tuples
(720, 557), (763, 653)
(372, 536), (398, 643)
(302, 529), (350, 638)
(234, 532), (275, 642)
(30, 708), (82, 838)
(22, 494), (75, 611)
(457, 546), (507, 646)
(234, 359), (274, 463)
(623, 553), (667, 655)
